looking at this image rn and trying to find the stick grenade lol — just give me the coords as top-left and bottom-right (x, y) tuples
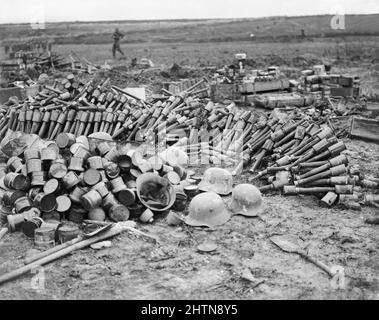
(11, 110), (20, 131)
(186, 77), (209, 94)
(295, 164), (347, 186)
(299, 161), (329, 169)
(297, 155), (348, 180)
(284, 186), (335, 195)
(307, 141), (346, 163)
(106, 113), (118, 135)
(99, 108), (110, 132)
(306, 176), (354, 187)
(50, 110), (68, 139)
(84, 112), (95, 136)
(38, 111), (51, 138)
(76, 111), (90, 137)
(104, 92), (114, 108)
(0, 117), (8, 133)
(112, 110), (142, 140)
(286, 124), (321, 156)
(112, 109), (129, 135)
(70, 110), (83, 134)
(93, 111), (103, 133)
(250, 139), (274, 173)
(16, 109), (26, 132)
(62, 109), (77, 133)
(251, 166), (290, 180)
(30, 110), (43, 134)
(292, 127), (333, 157)
(127, 112), (149, 140)
(46, 110), (60, 139)
(7, 109), (17, 130)
(0, 122), (9, 139)
(25, 109), (33, 134)
(90, 88), (101, 104)
(112, 85), (151, 110)
(113, 95), (128, 112)
(260, 171), (291, 192)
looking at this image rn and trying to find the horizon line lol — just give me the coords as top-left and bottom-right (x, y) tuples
(1, 12), (379, 26)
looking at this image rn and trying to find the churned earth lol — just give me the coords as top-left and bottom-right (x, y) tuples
(0, 139), (378, 300)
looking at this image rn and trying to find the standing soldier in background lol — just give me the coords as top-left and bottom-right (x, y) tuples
(112, 28), (125, 59)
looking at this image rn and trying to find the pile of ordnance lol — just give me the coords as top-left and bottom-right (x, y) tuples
(0, 131), (197, 244)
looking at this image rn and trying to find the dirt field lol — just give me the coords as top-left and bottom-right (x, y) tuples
(0, 17), (379, 300)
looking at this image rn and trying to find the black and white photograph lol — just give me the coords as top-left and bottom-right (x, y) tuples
(0, 0), (378, 304)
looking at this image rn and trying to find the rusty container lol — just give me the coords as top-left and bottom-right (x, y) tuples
(139, 209), (154, 223)
(104, 162), (120, 179)
(117, 188), (136, 207)
(34, 193), (57, 213)
(22, 217), (44, 238)
(31, 171), (46, 187)
(26, 159), (42, 175)
(24, 148), (40, 161)
(3, 173), (27, 190)
(57, 223), (80, 244)
(56, 195), (72, 214)
(62, 171), (81, 189)
(68, 157), (84, 172)
(87, 156), (104, 170)
(110, 177), (127, 193)
(108, 204), (130, 222)
(34, 226), (55, 249)
(97, 142), (111, 156)
(93, 182), (109, 198)
(83, 169), (102, 187)
(14, 196), (33, 214)
(172, 192), (188, 212)
(43, 179), (62, 195)
(81, 190), (103, 211)
(7, 157), (23, 173)
(49, 162), (68, 179)
(40, 148), (57, 162)
(56, 133), (76, 149)
(67, 206), (87, 224)
(69, 186), (88, 204)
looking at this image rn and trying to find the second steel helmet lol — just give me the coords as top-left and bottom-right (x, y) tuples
(229, 184), (264, 217)
(185, 192), (230, 228)
(198, 168), (233, 195)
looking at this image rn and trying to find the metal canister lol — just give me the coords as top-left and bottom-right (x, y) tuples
(56, 195), (72, 214)
(67, 206), (87, 224)
(108, 204), (130, 222)
(56, 133), (76, 149)
(76, 136), (90, 149)
(6, 157), (23, 173)
(81, 190), (103, 210)
(110, 177), (127, 193)
(14, 196), (33, 214)
(93, 182), (109, 198)
(31, 171), (45, 187)
(7, 213), (26, 232)
(49, 162), (68, 179)
(24, 148), (40, 161)
(173, 165), (187, 180)
(127, 203), (144, 219)
(102, 193), (117, 211)
(104, 162), (120, 179)
(68, 157), (84, 172)
(126, 180), (137, 189)
(26, 159), (42, 175)
(69, 186), (88, 204)
(34, 193), (57, 213)
(2, 190), (25, 207)
(165, 171), (181, 185)
(43, 179), (62, 195)
(40, 148), (57, 161)
(139, 208), (154, 223)
(117, 188), (136, 207)
(87, 156), (104, 170)
(46, 141), (60, 153)
(22, 217), (44, 238)
(104, 147), (119, 162)
(172, 192), (188, 212)
(97, 142), (111, 156)
(118, 154), (132, 171)
(72, 144), (90, 160)
(83, 169), (102, 187)
(99, 170), (108, 184)
(183, 185), (199, 199)
(166, 211), (183, 226)
(28, 187), (42, 200)
(3, 173), (27, 190)
(57, 224), (80, 244)
(0, 205), (12, 225)
(34, 226), (55, 249)
(62, 171), (80, 189)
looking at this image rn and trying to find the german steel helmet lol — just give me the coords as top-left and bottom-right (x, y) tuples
(185, 192), (230, 228)
(198, 168), (233, 195)
(229, 184), (263, 217)
(136, 173), (176, 212)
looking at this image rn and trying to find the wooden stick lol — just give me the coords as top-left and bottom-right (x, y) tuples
(23, 237), (83, 265)
(0, 224), (126, 286)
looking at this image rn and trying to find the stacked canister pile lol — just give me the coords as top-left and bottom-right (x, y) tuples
(0, 132), (198, 242)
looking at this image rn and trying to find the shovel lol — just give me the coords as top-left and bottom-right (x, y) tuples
(270, 235), (335, 277)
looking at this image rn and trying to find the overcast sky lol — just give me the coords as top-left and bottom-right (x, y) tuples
(0, 0), (378, 24)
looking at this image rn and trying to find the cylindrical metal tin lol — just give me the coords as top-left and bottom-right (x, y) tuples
(110, 177), (127, 193)
(139, 209), (154, 223)
(81, 190), (103, 210)
(7, 157), (23, 173)
(31, 171), (45, 187)
(68, 157), (84, 172)
(34, 193), (57, 213)
(40, 148), (58, 161)
(117, 188), (136, 207)
(3, 173), (27, 190)
(69, 186), (88, 204)
(56, 195), (72, 213)
(172, 192), (188, 212)
(93, 182), (109, 198)
(83, 169), (102, 187)
(67, 206), (87, 224)
(34, 226), (55, 249)
(43, 179), (61, 195)
(108, 204), (130, 222)
(104, 162), (120, 179)
(22, 217), (44, 238)
(97, 142), (111, 156)
(26, 159), (42, 175)
(24, 148), (40, 161)
(62, 171), (80, 189)
(14, 196), (33, 214)
(57, 224), (80, 244)
(87, 156), (104, 170)
(56, 133), (76, 149)
(49, 162), (68, 179)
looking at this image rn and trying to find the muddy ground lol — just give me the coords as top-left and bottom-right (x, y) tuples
(0, 137), (378, 300)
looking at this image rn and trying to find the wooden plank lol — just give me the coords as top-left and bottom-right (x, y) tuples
(351, 117), (379, 143)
